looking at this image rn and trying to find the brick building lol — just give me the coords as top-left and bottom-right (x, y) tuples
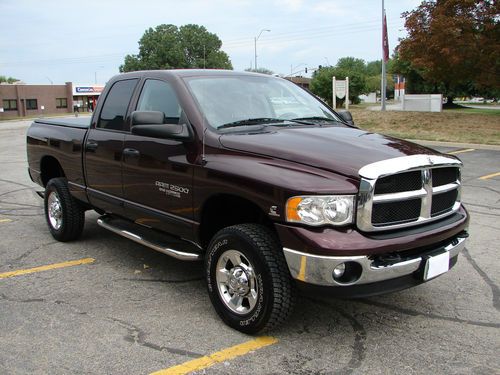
(0, 82), (104, 119)
(285, 76), (311, 89)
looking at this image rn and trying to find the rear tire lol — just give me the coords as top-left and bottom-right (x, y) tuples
(205, 224), (296, 333)
(44, 178), (85, 242)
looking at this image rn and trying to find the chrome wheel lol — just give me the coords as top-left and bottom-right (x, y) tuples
(216, 249), (258, 315)
(47, 191), (63, 230)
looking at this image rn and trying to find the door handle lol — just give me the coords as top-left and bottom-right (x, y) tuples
(86, 140), (98, 152)
(123, 148), (140, 158)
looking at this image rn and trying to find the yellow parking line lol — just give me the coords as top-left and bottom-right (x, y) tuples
(150, 336), (278, 375)
(0, 218), (12, 223)
(479, 172), (500, 180)
(0, 258), (95, 279)
(447, 148), (475, 155)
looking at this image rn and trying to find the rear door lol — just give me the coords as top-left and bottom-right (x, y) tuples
(85, 78), (139, 214)
(122, 78), (194, 238)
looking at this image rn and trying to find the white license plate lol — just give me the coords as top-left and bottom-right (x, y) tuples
(424, 252), (450, 280)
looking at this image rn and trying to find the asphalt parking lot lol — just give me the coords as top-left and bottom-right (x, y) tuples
(1, 119), (499, 375)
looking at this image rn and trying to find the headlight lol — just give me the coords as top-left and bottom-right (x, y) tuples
(286, 195), (355, 226)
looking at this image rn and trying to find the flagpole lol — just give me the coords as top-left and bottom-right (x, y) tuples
(381, 0), (387, 111)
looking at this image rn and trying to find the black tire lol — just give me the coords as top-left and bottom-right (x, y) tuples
(205, 224), (296, 334)
(44, 177), (85, 242)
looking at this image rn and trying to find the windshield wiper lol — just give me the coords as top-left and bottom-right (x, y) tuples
(292, 116), (339, 122)
(217, 118), (286, 130)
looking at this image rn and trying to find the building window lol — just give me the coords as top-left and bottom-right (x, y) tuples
(26, 99), (38, 110)
(56, 98), (68, 108)
(2, 99), (18, 111)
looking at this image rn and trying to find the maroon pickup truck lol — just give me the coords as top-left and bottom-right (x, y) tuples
(27, 70), (469, 333)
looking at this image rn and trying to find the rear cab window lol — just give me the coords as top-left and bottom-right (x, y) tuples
(97, 79), (138, 131)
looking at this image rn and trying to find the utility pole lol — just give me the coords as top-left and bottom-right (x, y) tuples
(254, 29), (270, 70)
(381, 0), (387, 111)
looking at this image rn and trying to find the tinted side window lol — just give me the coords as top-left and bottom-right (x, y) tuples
(98, 79), (138, 130)
(137, 80), (181, 123)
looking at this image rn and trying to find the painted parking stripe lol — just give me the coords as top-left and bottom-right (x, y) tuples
(0, 218), (12, 223)
(150, 336), (278, 375)
(447, 148), (475, 155)
(0, 258), (95, 279)
(479, 172), (500, 180)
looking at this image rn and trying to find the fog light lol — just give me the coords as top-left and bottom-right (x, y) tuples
(333, 263), (346, 279)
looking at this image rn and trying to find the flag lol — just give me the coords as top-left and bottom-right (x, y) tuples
(383, 11), (389, 62)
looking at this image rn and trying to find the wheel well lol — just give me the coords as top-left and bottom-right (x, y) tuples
(40, 156), (65, 186)
(199, 194), (275, 249)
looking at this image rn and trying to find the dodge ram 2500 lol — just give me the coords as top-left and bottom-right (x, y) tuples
(27, 70), (469, 333)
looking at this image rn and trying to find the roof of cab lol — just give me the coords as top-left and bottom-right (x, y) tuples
(110, 69), (272, 81)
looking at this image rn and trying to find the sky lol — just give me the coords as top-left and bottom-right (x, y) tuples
(0, 0), (422, 85)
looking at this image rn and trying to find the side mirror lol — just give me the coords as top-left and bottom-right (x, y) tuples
(337, 110), (355, 126)
(130, 111), (193, 141)
(131, 110), (164, 126)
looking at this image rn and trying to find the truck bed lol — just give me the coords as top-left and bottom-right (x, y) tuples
(27, 117), (90, 193)
(34, 116), (91, 129)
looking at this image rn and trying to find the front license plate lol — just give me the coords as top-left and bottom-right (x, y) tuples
(424, 252), (450, 280)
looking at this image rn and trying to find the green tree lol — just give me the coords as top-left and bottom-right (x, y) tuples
(310, 58), (367, 105)
(0, 76), (20, 83)
(398, 0), (499, 102)
(120, 24), (232, 72)
(365, 74), (394, 94)
(390, 50), (437, 95)
(336, 57), (366, 73)
(245, 67), (274, 75)
(366, 60), (382, 77)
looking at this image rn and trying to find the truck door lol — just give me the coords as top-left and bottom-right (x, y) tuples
(122, 79), (194, 238)
(85, 78), (138, 215)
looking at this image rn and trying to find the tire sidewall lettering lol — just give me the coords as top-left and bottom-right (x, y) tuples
(206, 238), (228, 292)
(239, 273), (264, 326)
(206, 234), (268, 326)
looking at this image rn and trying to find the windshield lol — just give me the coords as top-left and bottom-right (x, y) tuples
(184, 74), (341, 130)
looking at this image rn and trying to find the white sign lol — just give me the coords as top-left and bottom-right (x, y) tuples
(41, 105), (45, 110)
(332, 76), (350, 110)
(335, 80), (346, 99)
(72, 84), (104, 96)
(0, 108), (4, 113)
(402, 94), (443, 112)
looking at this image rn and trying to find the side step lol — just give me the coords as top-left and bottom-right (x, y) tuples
(97, 215), (203, 261)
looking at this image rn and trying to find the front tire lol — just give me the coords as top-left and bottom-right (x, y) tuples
(44, 178), (85, 242)
(205, 224), (296, 333)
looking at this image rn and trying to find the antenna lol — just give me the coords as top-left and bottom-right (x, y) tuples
(201, 79), (208, 166)
(201, 126), (207, 166)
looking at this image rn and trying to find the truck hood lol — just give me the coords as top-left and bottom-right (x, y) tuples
(219, 126), (439, 179)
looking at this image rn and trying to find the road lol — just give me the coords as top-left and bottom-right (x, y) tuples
(0, 119), (499, 374)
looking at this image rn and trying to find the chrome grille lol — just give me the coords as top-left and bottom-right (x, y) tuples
(374, 170), (422, 194)
(372, 198), (421, 225)
(431, 189), (458, 217)
(357, 155), (462, 232)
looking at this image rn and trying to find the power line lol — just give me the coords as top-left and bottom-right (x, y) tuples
(0, 20), (404, 67)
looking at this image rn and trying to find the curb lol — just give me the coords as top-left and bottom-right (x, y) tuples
(408, 139), (500, 151)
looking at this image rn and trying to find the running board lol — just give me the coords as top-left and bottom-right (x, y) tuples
(97, 215), (202, 261)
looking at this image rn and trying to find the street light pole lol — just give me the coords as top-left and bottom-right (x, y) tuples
(290, 63), (306, 75)
(254, 29), (270, 70)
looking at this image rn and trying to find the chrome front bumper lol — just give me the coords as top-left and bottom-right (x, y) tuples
(283, 235), (467, 287)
